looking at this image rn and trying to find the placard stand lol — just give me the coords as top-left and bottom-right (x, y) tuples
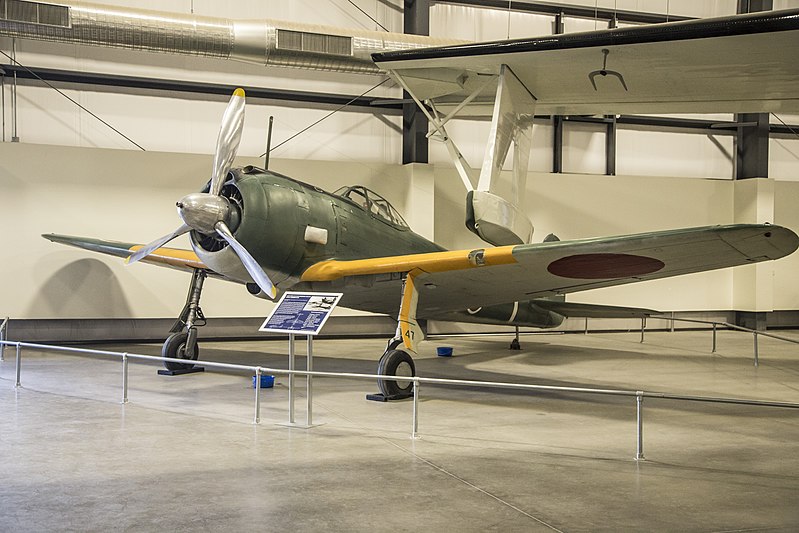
(260, 292), (342, 430)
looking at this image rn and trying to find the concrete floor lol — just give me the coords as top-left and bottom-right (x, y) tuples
(1, 329), (798, 532)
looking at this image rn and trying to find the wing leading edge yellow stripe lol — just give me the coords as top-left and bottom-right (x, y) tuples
(128, 245), (207, 270)
(300, 245), (518, 282)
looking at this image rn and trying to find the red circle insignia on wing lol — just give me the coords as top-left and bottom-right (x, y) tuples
(547, 253), (665, 279)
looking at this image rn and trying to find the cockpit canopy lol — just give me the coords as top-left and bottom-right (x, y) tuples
(333, 185), (409, 228)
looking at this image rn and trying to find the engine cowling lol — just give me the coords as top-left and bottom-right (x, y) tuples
(190, 170), (309, 289)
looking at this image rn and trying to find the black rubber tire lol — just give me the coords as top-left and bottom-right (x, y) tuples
(162, 332), (199, 371)
(377, 349), (415, 397)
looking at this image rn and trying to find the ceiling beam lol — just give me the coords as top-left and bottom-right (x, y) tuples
(0, 64), (404, 114)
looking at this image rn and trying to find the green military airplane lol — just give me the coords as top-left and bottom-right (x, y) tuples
(44, 10), (799, 398)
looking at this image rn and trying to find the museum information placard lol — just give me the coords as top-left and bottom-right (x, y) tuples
(259, 292), (343, 335)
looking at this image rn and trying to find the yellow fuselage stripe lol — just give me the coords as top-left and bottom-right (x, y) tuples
(300, 245), (518, 282)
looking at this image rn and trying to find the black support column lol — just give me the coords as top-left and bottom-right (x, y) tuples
(552, 116), (563, 173)
(604, 16), (618, 176)
(735, 112), (770, 180)
(735, 0), (771, 182)
(734, 0), (772, 332)
(402, 0), (429, 164)
(551, 12), (564, 173)
(605, 115), (617, 176)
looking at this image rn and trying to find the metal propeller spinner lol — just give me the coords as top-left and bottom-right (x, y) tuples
(126, 88), (277, 299)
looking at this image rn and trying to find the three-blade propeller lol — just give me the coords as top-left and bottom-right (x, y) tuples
(127, 88), (277, 299)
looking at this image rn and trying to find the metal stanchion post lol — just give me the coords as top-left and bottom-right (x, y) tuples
(15, 342), (21, 387)
(640, 317), (646, 343)
(584, 317), (589, 335)
(288, 334), (295, 424)
(122, 353), (129, 404)
(0, 317), (7, 361)
(670, 312), (675, 333)
(753, 333), (759, 367)
(712, 323), (717, 353)
(635, 392), (645, 461)
(306, 335), (313, 427)
(412, 378), (420, 439)
(254, 367), (262, 424)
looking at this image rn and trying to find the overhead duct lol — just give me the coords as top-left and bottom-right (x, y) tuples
(0, 0), (465, 74)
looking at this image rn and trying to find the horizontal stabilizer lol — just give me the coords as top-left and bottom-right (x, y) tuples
(532, 299), (658, 318)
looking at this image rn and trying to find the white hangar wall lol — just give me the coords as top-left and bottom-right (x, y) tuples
(0, 142), (411, 319)
(774, 181), (799, 309)
(434, 168), (737, 312)
(2, 141), (797, 320)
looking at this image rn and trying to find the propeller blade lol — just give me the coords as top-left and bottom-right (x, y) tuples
(214, 221), (277, 299)
(209, 88), (246, 197)
(126, 224), (191, 265)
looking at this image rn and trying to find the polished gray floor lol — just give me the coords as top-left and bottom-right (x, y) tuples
(1, 329), (798, 532)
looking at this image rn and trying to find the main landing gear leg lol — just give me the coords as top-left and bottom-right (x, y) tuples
(510, 326), (521, 350)
(158, 269), (207, 376)
(367, 275), (420, 402)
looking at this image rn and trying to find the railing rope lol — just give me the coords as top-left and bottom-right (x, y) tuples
(658, 315), (799, 365)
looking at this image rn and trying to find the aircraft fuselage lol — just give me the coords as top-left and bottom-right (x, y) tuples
(189, 167), (562, 329)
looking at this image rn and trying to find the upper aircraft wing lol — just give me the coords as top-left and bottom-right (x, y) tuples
(301, 224), (799, 317)
(372, 9), (799, 115)
(43, 234), (214, 275)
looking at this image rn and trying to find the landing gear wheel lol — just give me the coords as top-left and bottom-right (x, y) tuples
(162, 332), (200, 371)
(377, 349), (416, 397)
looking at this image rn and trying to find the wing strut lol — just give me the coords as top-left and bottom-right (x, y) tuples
(390, 68), (485, 192)
(389, 65), (536, 246)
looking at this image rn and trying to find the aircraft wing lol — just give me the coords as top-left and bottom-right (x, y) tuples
(42, 234), (214, 275)
(301, 224), (799, 317)
(372, 9), (799, 115)
(528, 300), (658, 319)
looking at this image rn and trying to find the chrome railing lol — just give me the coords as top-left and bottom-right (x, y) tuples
(580, 314), (799, 367)
(2, 339), (798, 461)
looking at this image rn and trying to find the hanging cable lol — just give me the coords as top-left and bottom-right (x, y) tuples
(506, 1), (512, 39)
(772, 113), (799, 140)
(346, 0), (389, 32)
(0, 50), (146, 151)
(594, 0), (598, 30)
(261, 77), (391, 157)
(1, 65), (5, 142)
(11, 40), (17, 141)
